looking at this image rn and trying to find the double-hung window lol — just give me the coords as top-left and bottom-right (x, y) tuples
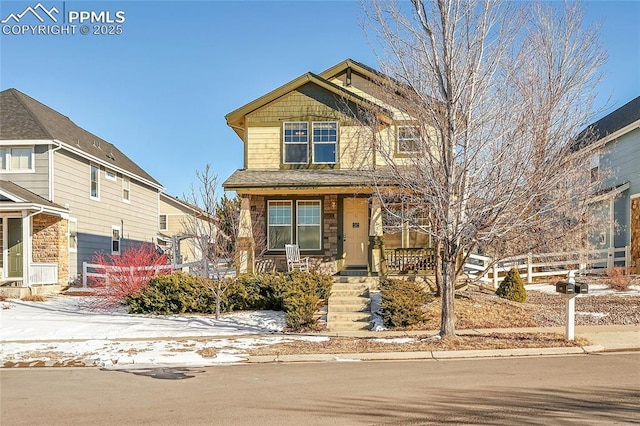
(267, 200), (322, 250)
(90, 164), (100, 199)
(383, 203), (431, 249)
(159, 214), (168, 231)
(0, 147), (34, 172)
(283, 122), (309, 164)
(397, 126), (420, 154)
(68, 218), (78, 252)
(122, 176), (131, 202)
(312, 122), (337, 164)
(111, 226), (121, 254)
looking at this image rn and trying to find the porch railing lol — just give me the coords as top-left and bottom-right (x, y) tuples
(384, 248), (435, 274)
(29, 262), (59, 285)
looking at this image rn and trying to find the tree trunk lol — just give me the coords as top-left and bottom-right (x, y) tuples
(440, 256), (456, 337)
(434, 239), (443, 297)
(215, 282), (221, 319)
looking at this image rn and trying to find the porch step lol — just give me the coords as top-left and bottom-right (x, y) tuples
(327, 281), (373, 332)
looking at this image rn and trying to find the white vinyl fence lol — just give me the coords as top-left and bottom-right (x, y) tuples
(464, 246), (630, 288)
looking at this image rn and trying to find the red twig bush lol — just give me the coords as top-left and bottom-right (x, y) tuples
(88, 244), (170, 309)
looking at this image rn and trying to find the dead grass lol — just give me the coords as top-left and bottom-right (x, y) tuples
(20, 294), (47, 302)
(605, 267), (635, 291)
(249, 333), (586, 356)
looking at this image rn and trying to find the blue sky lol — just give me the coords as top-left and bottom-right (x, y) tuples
(1, 1), (638, 198)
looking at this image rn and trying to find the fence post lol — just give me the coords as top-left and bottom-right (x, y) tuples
(625, 246), (630, 268)
(607, 246), (614, 269)
(527, 253), (533, 284)
(82, 262), (88, 288)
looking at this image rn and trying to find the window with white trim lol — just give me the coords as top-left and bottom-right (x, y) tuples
(296, 200), (322, 250)
(90, 164), (100, 199)
(122, 176), (130, 202)
(0, 146), (34, 172)
(267, 201), (292, 250)
(105, 169), (117, 181)
(159, 214), (168, 231)
(383, 202), (431, 249)
(312, 122), (337, 164)
(590, 153), (600, 183)
(111, 226), (121, 254)
(397, 126), (420, 153)
(283, 122), (309, 164)
(68, 218), (78, 252)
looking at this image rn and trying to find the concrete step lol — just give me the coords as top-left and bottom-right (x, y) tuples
(331, 283), (369, 292)
(328, 295), (370, 305)
(328, 320), (372, 331)
(333, 276), (380, 287)
(329, 301), (370, 313)
(327, 311), (372, 322)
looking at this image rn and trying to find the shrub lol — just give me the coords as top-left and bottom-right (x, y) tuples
(21, 294), (47, 302)
(605, 267), (633, 292)
(495, 268), (527, 302)
(126, 272), (215, 314)
(380, 278), (430, 327)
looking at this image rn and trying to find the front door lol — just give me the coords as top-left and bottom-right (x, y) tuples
(343, 198), (369, 267)
(7, 218), (23, 278)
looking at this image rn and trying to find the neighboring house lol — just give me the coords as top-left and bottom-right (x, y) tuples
(0, 88), (164, 291)
(158, 192), (205, 265)
(579, 95), (640, 272)
(223, 59), (430, 275)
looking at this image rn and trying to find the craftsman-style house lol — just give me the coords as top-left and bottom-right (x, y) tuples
(0, 88), (164, 293)
(223, 59), (432, 275)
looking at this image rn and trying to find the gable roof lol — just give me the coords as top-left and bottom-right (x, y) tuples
(225, 62), (394, 140)
(0, 88), (162, 188)
(575, 95), (640, 150)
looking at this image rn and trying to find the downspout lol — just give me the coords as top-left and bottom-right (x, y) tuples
(23, 207), (44, 290)
(48, 141), (64, 201)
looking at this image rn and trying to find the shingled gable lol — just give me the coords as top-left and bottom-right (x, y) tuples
(225, 66), (394, 140)
(575, 95), (640, 151)
(0, 88), (162, 189)
(0, 179), (68, 214)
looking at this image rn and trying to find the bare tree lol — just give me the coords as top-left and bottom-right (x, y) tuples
(184, 164), (239, 318)
(362, 0), (605, 336)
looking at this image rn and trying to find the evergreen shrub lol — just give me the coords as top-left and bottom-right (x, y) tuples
(495, 268), (527, 302)
(380, 278), (430, 327)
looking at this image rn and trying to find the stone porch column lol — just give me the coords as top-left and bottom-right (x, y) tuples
(236, 196), (255, 274)
(369, 197), (384, 275)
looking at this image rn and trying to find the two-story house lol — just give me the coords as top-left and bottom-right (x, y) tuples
(0, 88), (164, 294)
(158, 192), (207, 265)
(223, 59), (431, 275)
(580, 95), (640, 272)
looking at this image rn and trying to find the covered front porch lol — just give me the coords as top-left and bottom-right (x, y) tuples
(0, 181), (69, 297)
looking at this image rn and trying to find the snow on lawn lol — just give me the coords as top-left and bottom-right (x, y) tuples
(0, 295), (295, 367)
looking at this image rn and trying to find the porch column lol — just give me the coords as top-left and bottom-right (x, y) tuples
(236, 196), (255, 274)
(369, 197), (384, 274)
(21, 211), (31, 287)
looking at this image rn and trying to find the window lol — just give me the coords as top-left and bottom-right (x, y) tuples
(283, 122), (309, 164)
(105, 169), (117, 181)
(383, 202), (431, 249)
(296, 201), (321, 250)
(267, 200), (322, 251)
(0, 147), (34, 171)
(122, 176), (130, 202)
(590, 153), (600, 183)
(68, 218), (78, 252)
(111, 226), (121, 254)
(397, 126), (420, 153)
(159, 214), (168, 231)
(312, 122), (338, 164)
(90, 164), (99, 199)
(268, 201), (292, 250)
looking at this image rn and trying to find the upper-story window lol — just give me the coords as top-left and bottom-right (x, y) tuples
(122, 176), (131, 202)
(0, 146), (34, 172)
(283, 121), (338, 165)
(105, 169), (117, 181)
(283, 122), (309, 164)
(90, 164), (100, 199)
(159, 214), (168, 231)
(312, 122), (338, 164)
(397, 126), (420, 154)
(590, 153), (600, 183)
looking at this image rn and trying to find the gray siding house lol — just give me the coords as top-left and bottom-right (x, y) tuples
(0, 88), (164, 290)
(580, 95), (640, 272)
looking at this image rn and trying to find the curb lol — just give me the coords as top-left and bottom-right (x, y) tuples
(246, 345), (606, 364)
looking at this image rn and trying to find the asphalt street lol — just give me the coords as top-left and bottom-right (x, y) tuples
(1, 352), (638, 425)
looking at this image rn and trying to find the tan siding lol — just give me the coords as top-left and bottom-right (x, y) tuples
(159, 196), (202, 263)
(53, 149), (159, 276)
(247, 127), (281, 168)
(0, 144), (50, 198)
(339, 126), (374, 170)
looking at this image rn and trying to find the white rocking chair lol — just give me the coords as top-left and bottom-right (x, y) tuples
(285, 244), (310, 272)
